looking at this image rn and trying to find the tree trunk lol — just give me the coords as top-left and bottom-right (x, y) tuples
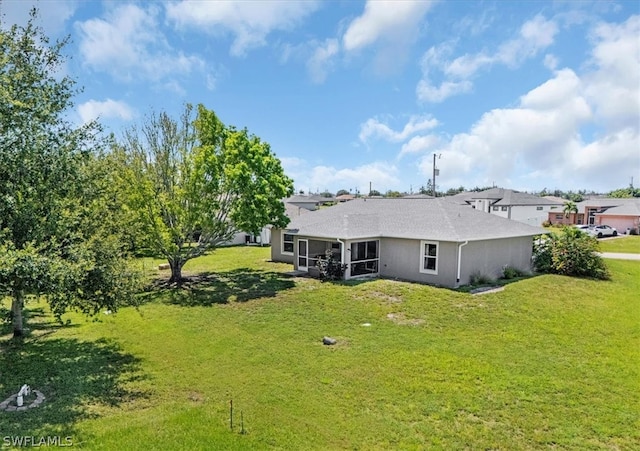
(12, 289), (24, 338)
(168, 259), (185, 285)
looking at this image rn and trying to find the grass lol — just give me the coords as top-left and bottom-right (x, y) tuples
(598, 235), (640, 253)
(1, 246), (639, 449)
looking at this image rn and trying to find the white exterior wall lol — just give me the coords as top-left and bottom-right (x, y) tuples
(489, 205), (561, 226)
(510, 205), (560, 226)
(473, 199), (491, 212)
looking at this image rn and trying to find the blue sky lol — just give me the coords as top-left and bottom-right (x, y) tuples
(3, 1), (639, 194)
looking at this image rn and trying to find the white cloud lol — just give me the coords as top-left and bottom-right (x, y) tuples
(307, 39), (340, 84)
(416, 36), (639, 192)
(342, 0), (434, 75)
(342, 1), (433, 52)
(495, 14), (558, 68)
(399, 135), (440, 158)
(417, 15), (558, 103)
(308, 162), (401, 193)
(584, 15), (640, 132)
(449, 15), (558, 74)
(76, 4), (205, 83)
(570, 128), (639, 182)
(416, 79), (473, 103)
(166, 0), (320, 57)
(77, 99), (135, 124)
(283, 159), (402, 193)
(359, 115), (439, 143)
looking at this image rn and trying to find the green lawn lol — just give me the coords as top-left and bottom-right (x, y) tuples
(1, 247), (639, 449)
(599, 235), (640, 253)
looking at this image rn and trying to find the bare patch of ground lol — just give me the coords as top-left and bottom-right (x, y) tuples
(386, 313), (425, 326)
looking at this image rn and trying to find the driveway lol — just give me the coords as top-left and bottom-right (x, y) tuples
(598, 252), (640, 261)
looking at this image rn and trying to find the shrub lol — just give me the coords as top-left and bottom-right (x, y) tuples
(502, 266), (524, 279)
(533, 228), (610, 280)
(541, 220), (552, 227)
(469, 272), (494, 286)
(316, 250), (347, 281)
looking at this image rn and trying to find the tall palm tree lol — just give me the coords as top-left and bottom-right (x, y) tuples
(563, 201), (578, 222)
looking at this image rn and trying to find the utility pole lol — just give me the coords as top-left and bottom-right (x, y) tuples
(432, 153), (440, 197)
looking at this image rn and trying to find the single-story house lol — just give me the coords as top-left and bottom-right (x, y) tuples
(335, 194), (356, 202)
(548, 197), (640, 232)
(448, 188), (563, 226)
(271, 198), (546, 288)
(283, 195), (323, 211)
(594, 200), (640, 233)
(224, 197), (318, 246)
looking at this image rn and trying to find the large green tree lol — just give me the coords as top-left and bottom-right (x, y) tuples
(119, 104), (294, 283)
(0, 11), (140, 337)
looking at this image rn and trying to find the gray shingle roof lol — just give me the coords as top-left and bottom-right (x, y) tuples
(577, 197), (639, 209)
(448, 188), (562, 206)
(594, 200), (640, 216)
(285, 198), (546, 242)
(285, 204), (312, 219)
(284, 195), (321, 205)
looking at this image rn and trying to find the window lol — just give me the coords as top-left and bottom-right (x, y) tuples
(492, 206), (499, 211)
(536, 206), (543, 211)
(350, 240), (379, 276)
(555, 214), (563, 220)
(282, 232), (294, 254)
(420, 241), (438, 274)
(501, 206), (508, 211)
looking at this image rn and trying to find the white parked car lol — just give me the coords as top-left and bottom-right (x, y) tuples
(588, 225), (618, 238)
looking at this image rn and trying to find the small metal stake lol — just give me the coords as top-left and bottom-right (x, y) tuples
(240, 411), (246, 435)
(230, 399), (233, 431)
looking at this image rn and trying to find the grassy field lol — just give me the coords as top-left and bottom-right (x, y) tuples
(1, 246), (638, 449)
(599, 235), (640, 253)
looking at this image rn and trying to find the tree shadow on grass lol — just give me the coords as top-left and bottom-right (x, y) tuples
(143, 268), (296, 306)
(0, 318), (148, 441)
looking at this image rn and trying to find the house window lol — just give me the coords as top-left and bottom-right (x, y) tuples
(536, 206), (543, 210)
(492, 206), (499, 211)
(282, 232), (294, 255)
(420, 241), (438, 274)
(555, 214), (563, 220)
(350, 240), (379, 276)
(501, 206), (508, 211)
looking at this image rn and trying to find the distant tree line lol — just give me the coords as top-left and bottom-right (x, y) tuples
(320, 184), (638, 200)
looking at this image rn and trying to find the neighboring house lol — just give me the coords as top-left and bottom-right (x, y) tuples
(335, 194), (355, 202)
(271, 198), (545, 288)
(449, 188), (563, 226)
(594, 199), (640, 233)
(224, 229), (270, 246)
(284, 195), (323, 211)
(548, 197), (640, 232)
(224, 196), (320, 247)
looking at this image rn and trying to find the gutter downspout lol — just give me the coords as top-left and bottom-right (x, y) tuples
(456, 240), (469, 285)
(337, 238), (346, 280)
